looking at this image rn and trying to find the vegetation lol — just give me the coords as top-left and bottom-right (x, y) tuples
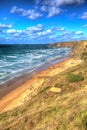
(38, 86), (50, 94)
(81, 52), (87, 60)
(77, 110), (87, 130)
(0, 60), (87, 130)
(82, 113), (87, 130)
(67, 72), (84, 83)
(0, 41), (87, 130)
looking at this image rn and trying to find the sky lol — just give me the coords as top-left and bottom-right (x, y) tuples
(0, 0), (87, 44)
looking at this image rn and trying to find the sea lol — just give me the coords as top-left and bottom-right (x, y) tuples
(0, 44), (71, 84)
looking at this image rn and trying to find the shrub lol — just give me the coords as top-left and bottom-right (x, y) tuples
(81, 52), (87, 60)
(39, 86), (50, 94)
(79, 111), (87, 130)
(82, 115), (87, 130)
(67, 73), (84, 83)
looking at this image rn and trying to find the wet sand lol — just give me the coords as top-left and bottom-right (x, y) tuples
(0, 57), (82, 113)
(0, 57), (67, 99)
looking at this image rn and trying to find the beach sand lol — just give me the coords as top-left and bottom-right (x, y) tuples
(0, 57), (82, 113)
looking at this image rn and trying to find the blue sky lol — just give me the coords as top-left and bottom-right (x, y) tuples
(0, 0), (87, 44)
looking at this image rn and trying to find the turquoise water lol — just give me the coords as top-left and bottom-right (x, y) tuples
(0, 44), (71, 84)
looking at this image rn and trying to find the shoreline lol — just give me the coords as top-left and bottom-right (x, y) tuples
(0, 56), (82, 113)
(0, 56), (68, 99)
(0, 55), (69, 85)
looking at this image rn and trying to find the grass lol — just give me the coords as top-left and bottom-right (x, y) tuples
(82, 114), (87, 130)
(38, 86), (50, 94)
(81, 52), (87, 60)
(0, 41), (87, 130)
(77, 110), (87, 130)
(67, 72), (84, 83)
(0, 62), (87, 130)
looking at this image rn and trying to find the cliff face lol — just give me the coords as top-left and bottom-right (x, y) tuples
(50, 40), (87, 48)
(50, 41), (77, 48)
(51, 40), (87, 59)
(71, 40), (87, 59)
(0, 40), (87, 130)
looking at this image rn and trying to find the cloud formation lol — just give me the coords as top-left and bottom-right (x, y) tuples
(10, 0), (85, 19)
(43, 0), (84, 7)
(0, 23), (12, 29)
(2, 22), (84, 43)
(39, 0), (85, 17)
(47, 7), (62, 18)
(5, 24), (58, 42)
(0, 15), (86, 44)
(80, 12), (87, 19)
(76, 31), (83, 35)
(11, 6), (43, 20)
(27, 24), (44, 33)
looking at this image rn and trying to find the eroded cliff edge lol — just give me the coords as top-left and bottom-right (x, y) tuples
(0, 40), (87, 130)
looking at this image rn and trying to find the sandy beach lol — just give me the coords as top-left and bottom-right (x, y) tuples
(0, 57), (82, 113)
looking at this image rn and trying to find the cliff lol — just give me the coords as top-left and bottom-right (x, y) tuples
(51, 40), (87, 59)
(0, 40), (87, 130)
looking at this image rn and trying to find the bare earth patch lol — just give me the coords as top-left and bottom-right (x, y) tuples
(49, 87), (62, 93)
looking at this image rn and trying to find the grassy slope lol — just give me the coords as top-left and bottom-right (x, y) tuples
(0, 40), (87, 130)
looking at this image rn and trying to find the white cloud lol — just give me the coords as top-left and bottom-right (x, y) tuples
(35, 0), (42, 5)
(2, 23), (86, 43)
(39, 0), (85, 17)
(49, 29), (84, 42)
(41, 5), (62, 17)
(7, 29), (23, 34)
(40, 0), (85, 7)
(37, 29), (53, 37)
(6, 29), (25, 39)
(7, 29), (16, 34)
(10, 6), (43, 20)
(27, 24), (44, 32)
(76, 31), (83, 35)
(40, 6), (47, 12)
(0, 23), (12, 29)
(48, 7), (62, 17)
(10, 6), (17, 13)
(57, 27), (65, 31)
(10, 0), (85, 20)
(6, 24), (54, 40)
(80, 12), (87, 19)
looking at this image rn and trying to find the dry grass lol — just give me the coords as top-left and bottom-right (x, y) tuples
(0, 41), (87, 130)
(0, 60), (87, 130)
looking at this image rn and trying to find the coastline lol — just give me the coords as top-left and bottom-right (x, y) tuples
(0, 56), (68, 99)
(0, 56), (82, 113)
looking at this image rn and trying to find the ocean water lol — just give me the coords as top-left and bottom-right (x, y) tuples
(0, 44), (71, 84)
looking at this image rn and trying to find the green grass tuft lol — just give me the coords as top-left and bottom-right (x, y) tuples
(38, 86), (50, 94)
(78, 110), (87, 130)
(67, 73), (84, 83)
(82, 115), (87, 130)
(81, 52), (87, 60)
